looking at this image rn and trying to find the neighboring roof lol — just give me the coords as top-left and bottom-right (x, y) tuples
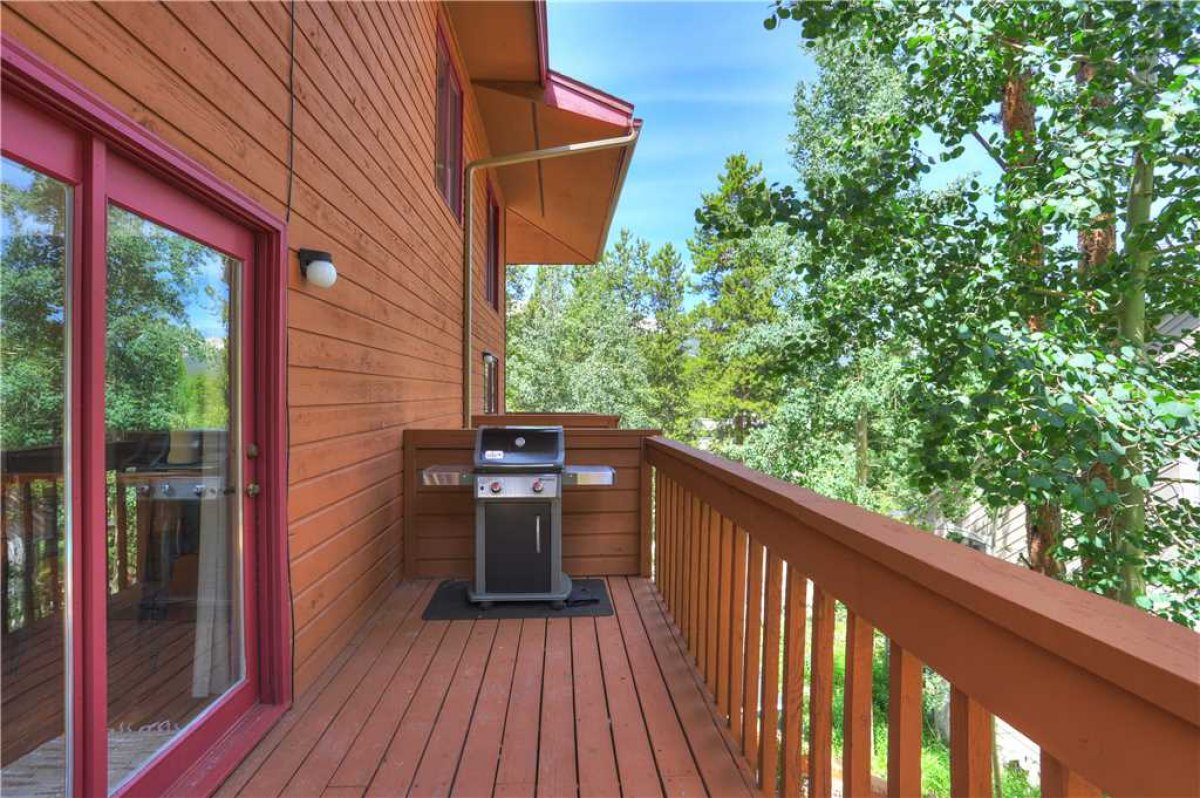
(446, 1), (639, 265)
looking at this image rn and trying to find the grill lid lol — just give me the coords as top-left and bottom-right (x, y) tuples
(474, 426), (565, 470)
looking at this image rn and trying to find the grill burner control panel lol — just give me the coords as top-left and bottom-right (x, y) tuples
(476, 474), (560, 499)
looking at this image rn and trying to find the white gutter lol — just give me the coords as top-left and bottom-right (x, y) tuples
(461, 126), (641, 428)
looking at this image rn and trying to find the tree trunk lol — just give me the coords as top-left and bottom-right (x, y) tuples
(1075, 59), (1117, 584)
(1025, 502), (1062, 577)
(855, 408), (870, 488)
(1113, 148), (1153, 606)
(1003, 71), (1064, 578)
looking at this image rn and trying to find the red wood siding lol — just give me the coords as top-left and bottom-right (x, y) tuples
(2, 1), (506, 695)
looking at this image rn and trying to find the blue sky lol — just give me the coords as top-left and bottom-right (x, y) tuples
(546, 1), (1002, 271)
(547, 1), (817, 261)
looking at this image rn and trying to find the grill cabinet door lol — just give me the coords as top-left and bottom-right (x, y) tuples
(483, 501), (552, 594)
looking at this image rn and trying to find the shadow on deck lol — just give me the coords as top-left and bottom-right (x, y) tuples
(217, 577), (758, 797)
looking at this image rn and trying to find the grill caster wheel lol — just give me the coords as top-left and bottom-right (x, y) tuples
(551, 600), (566, 611)
(479, 601), (494, 610)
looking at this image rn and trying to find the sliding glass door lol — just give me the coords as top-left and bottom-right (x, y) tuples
(1, 155), (72, 797)
(1, 94), (259, 797)
(102, 202), (248, 790)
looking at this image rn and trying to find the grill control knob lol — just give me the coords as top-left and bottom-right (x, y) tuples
(490, 481), (502, 494)
(531, 479), (544, 493)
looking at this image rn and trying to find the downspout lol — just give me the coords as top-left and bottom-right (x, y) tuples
(461, 125), (641, 428)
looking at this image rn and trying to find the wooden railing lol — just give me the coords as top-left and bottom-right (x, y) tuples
(646, 437), (1199, 798)
(1, 473), (64, 633)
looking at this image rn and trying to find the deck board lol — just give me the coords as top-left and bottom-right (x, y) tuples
(569, 618), (621, 798)
(221, 578), (758, 798)
(536, 619), (577, 798)
(450, 619), (520, 798)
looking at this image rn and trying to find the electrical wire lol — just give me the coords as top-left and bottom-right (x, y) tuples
(285, 0), (296, 223)
(284, 0), (296, 701)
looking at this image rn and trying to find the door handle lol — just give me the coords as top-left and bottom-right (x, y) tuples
(535, 515), (541, 554)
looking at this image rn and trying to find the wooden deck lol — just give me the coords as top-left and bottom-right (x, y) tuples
(217, 577), (758, 798)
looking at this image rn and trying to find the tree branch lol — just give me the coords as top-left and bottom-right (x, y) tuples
(971, 130), (1009, 171)
(947, 9), (1157, 92)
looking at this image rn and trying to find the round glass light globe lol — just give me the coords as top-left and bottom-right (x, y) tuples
(304, 258), (337, 288)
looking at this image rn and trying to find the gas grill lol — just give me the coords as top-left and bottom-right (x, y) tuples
(421, 426), (614, 608)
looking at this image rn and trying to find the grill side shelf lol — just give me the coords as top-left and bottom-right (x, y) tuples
(420, 465), (475, 486)
(562, 465), (616, 486)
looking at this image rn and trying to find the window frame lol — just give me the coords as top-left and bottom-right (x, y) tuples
(482, 351), (499, 415)
(434, 28), (464, 221)
(484, 183), (502, 310)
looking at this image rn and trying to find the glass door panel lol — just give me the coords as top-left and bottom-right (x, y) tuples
(104, 205), (243, 790)
(0, 158), (70, 796)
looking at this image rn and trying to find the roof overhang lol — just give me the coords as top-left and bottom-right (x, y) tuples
(447, 2), (638, 265)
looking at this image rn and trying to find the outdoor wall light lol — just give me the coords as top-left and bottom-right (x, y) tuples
(299, 248), (337, 288)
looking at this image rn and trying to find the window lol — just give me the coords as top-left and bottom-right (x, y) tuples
(435, 33), (463, 219)
(482, 352), (499, 415)
(485, 189), (501, 309)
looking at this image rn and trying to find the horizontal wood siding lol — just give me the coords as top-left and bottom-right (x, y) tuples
(3, 1), (506, 694)
(405, 429), (658, 578)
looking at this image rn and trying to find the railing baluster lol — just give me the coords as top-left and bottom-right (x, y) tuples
(676, 482), (686, 619)
(705, 507), (721, 695)
(47, 478), (60, 611)
(684, 491), (695, 658)
(654, 471), (663, 591)
(696, 499), (700, 657)
(742, 539), (765, 768)
(782, 566), (807, 798)
(843, 610), (874, 798)
(760, 552), (784, 794)
(659, 478), (668, 603)
(951, 687), (993, 797)
(117, 479), (129, 589)
(730, 527), (748, 743)
(670, 479), (681, 618)
(21, 478), (35, 623)
(697, 503), (711, 674)
(808, 586), (835, 798)
(1040, 752), (1101, 797)
(663, 478), (673, 612)
(688, 493), (701, 661)
(1, 482), (8, 632)
(887, 642), (923, 798)
(716, 517), (734, 720)
(657, 472), (667, 590)
(669, 477), (678, 613)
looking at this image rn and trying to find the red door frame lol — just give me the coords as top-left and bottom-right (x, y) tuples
(2, 36), (291, 797)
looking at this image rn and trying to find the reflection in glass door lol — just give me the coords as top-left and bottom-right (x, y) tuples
(0, 158), (70, 796)
(103, 205), (244, 789)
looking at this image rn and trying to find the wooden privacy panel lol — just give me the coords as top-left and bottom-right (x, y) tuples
(404, 428), (658, 578)
(472, 413), (621, 428)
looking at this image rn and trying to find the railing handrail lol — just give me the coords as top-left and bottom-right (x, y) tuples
(646, 435), (1200, 797)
